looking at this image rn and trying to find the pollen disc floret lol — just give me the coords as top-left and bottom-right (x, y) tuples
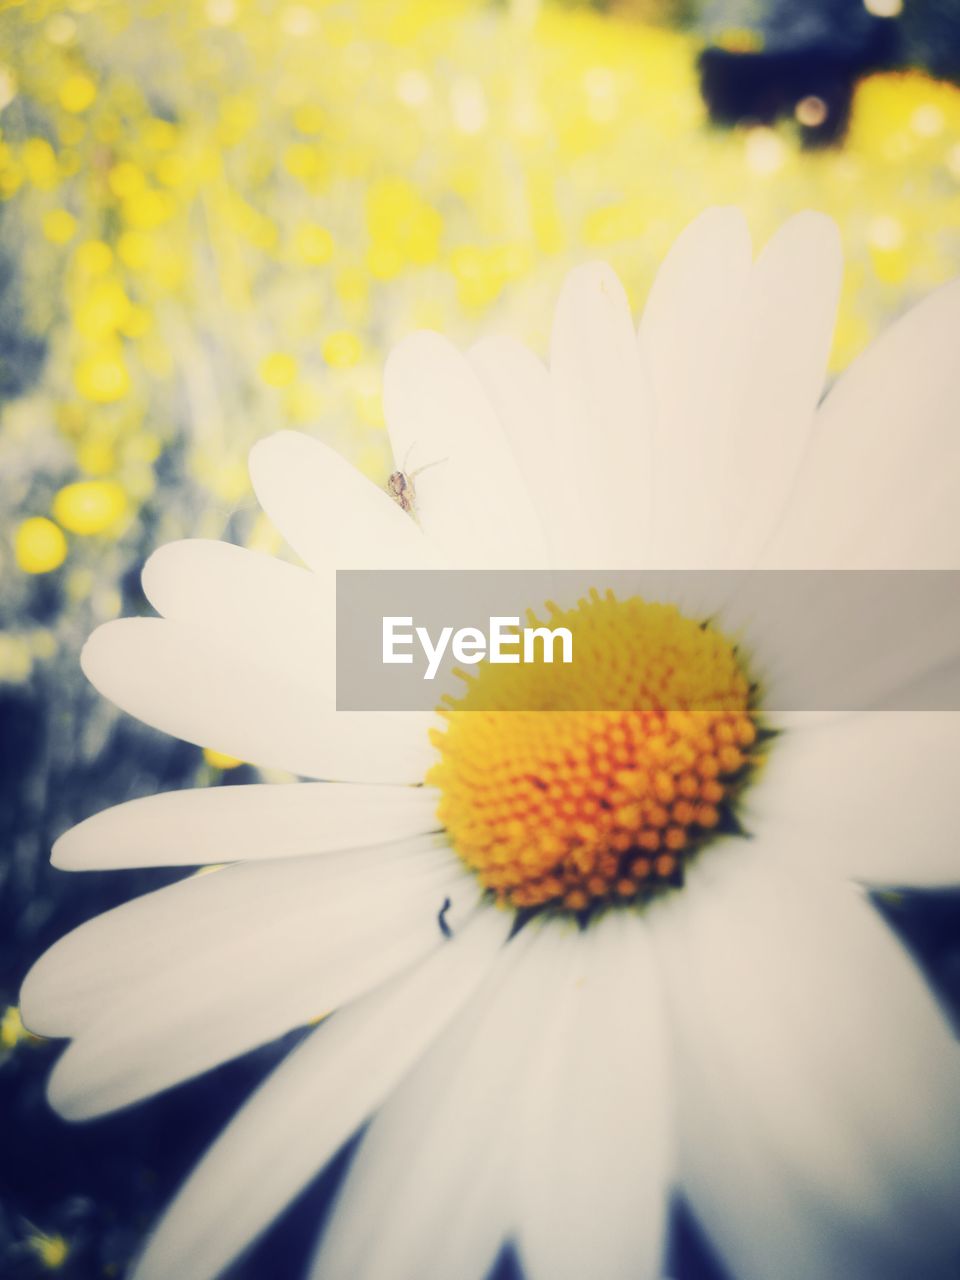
(429, 592), (761, 914)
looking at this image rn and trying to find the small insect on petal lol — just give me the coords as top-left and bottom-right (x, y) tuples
(387, 469), (416, 514)
(386, 451), (448, 516)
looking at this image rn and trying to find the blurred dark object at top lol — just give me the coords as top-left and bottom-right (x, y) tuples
(900, 0), (960, 79)
(697, 0), (960, 145)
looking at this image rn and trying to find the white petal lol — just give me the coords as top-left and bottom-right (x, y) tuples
(714, 568), (960, 715)
(550, 262), (654, 566)
(875, 653), (960, 711)
(143, 538), (320, 629)
(516, 910), (672, 1280)
(23, 835), (459, 1037)
(639, 206), (753, 567)
(655, 845), (960, 1280)
(81, 618), (434, 784)
(52, 782), (442, 871)
(467, 336), (568, 556)
(744, 712), (960, 885)
(639, 210), (839, 569)
(310, 920), (578, 1280)
(383, 331), (546, 567)
(131, 906), (509, 1280)
(248, 431), (442, 572)
(44, 852), (477, 1118)
(666, 1016), (937, 1280)
(766, 278), (960, 568)
(722, 212), (841, 565)
(141, 539), (335, 695)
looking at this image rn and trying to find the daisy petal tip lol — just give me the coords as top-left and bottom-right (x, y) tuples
(383, 329), (459, 389)
(247, 428), (314, 483)
(250, 429), (350, 510)
(45, 1076), (92, 1125)
(19, 954), (73, 1042)
(140, 539), (200, 613)
(80, 615), (159, 692)
(553, 261), (632, 358)
(383, 330), (480, 458)
(139, 545), (166, 608)
(250, 426), (309, 453)
(559, 258), (624, 300)
(49, 829), (73, 871)
(468, 331), (540, 368)
(49, 819), (94, 871)
(769, 208), (842, 263)
(654, 206), (752, 279)
(683, 203), (751, 245)
(386, 327), (448, 354)
(78, 619), (128, 691)
(17, 970), (47, 1040)
(45, 1046), (117, 1124)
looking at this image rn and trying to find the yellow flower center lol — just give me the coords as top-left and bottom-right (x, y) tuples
(428, 592), (761, 914)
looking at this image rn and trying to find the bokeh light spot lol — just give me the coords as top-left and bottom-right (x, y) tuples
(795, 95), (829, 128)
(74, 351), (131, 403)
(52, 481), (129, 536)
(259, 352), (299, 388)
(58, 72), (96, 114)
(322, 330), (363, 368)
(14, 518), (67, 574)
(74, 239), (114, 275)
(42, 209), (77, 244)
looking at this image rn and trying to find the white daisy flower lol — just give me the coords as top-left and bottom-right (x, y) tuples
(22, 207), (960, 1280)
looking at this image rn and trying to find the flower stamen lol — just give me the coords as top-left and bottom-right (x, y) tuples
(429, 591), (762, 914)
